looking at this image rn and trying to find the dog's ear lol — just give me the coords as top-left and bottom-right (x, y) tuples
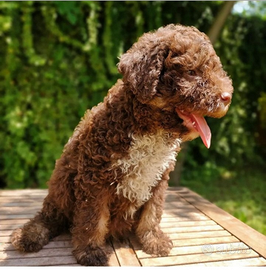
(118, 36), (166, 103)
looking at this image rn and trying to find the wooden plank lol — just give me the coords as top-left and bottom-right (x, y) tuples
(129, 235), (244, 259)
(186, 257), (266, 267)
(0, 236), (12, 243)
(0, 214), (36, 220)
(162, 212), (209, 221)
(0, 202), (42, 208)
(0, 229), (71, 241)
(0, 239), (118, 267)
(108, 253), (120, 266)
(0, 195), (44, 200)
(167, 229), (231, 240)
(0, 249), (118, 267)
(0, 222), (29, 230)
(140, 249), (259, 266)
(0, 234), (71, 244)
(160, 220), (217, 228)
(0, 241), (72, 252)
(0, 198), (43, 204)
(0, 206), (42, 214)
(0, 189), (47, 197)
(162, 224), (224, 233)
(0, 219), (30, 226)
(0, 255), (76, 266)
(0, 233), (71, 244)
(164, 204), (195, 210)
(111, 239), (141, 266)
(0, 230), (119, 266)
(1, 188), (266, 267)
(164, 208), (204, 215)
(105, 241), (120, 266)
(174, 187), (266, 258)
(0, 247), (73, 260)
(172, 235), (240, 247)
(134, 242), (251, 259)
(0, 230), (13, 236)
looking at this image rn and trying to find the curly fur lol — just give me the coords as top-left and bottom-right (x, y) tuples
(115, 131), (180, 208)
(11, 24), (233, 266)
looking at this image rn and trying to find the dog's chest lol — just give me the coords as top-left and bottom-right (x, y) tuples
(114, 131), (180, 214)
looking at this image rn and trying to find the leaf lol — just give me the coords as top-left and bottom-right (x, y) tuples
(54, 2), (80, 25)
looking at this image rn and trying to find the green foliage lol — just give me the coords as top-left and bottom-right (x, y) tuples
(259, 93), (266, 129)
(182, 167), (266, 235)
(0, 1), (265, 190)
(234, 1), (266, 20)
(0, 2), (111, 188)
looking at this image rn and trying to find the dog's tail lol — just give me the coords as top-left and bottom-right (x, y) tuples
(11, 196), (69, 252)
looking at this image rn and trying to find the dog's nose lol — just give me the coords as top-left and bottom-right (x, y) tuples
(221, 92), (232, 104)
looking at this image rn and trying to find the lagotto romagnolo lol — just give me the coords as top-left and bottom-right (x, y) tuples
(11, 24), (233, 266)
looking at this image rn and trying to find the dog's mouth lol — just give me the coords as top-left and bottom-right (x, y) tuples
(176, 109), (211, 148)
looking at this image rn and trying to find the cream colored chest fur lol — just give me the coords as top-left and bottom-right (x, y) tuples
(114, 131), (180, 215)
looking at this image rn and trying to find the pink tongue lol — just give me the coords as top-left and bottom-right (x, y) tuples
(191, 114), (211, 148)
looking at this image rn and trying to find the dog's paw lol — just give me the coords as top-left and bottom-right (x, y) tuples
(142, 231), (173, 257)
(73, 246), (109, 266)
(11, 227), (48, 252)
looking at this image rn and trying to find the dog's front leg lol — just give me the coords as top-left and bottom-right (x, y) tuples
(135, 177), (173, 256)
(71, 198), (110, 266)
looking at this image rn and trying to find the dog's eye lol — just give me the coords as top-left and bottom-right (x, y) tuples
(170, 51), (180, 58)
(188, 70), (196, 76)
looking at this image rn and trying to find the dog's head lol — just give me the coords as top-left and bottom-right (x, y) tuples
(118, 24), (233, 148)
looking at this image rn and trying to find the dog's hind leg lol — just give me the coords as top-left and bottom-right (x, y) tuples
(11, 153), (77, 253)
(11, 195), (69, 252)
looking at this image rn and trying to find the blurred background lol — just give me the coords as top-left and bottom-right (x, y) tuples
(0, 1), (265, 234)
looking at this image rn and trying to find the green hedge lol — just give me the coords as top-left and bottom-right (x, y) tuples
(0, 2), (265, 188)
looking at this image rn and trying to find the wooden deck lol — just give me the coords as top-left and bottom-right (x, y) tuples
(1, 187), (266, 266)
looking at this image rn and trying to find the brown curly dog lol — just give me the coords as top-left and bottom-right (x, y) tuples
(11, 24), (233, 266)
